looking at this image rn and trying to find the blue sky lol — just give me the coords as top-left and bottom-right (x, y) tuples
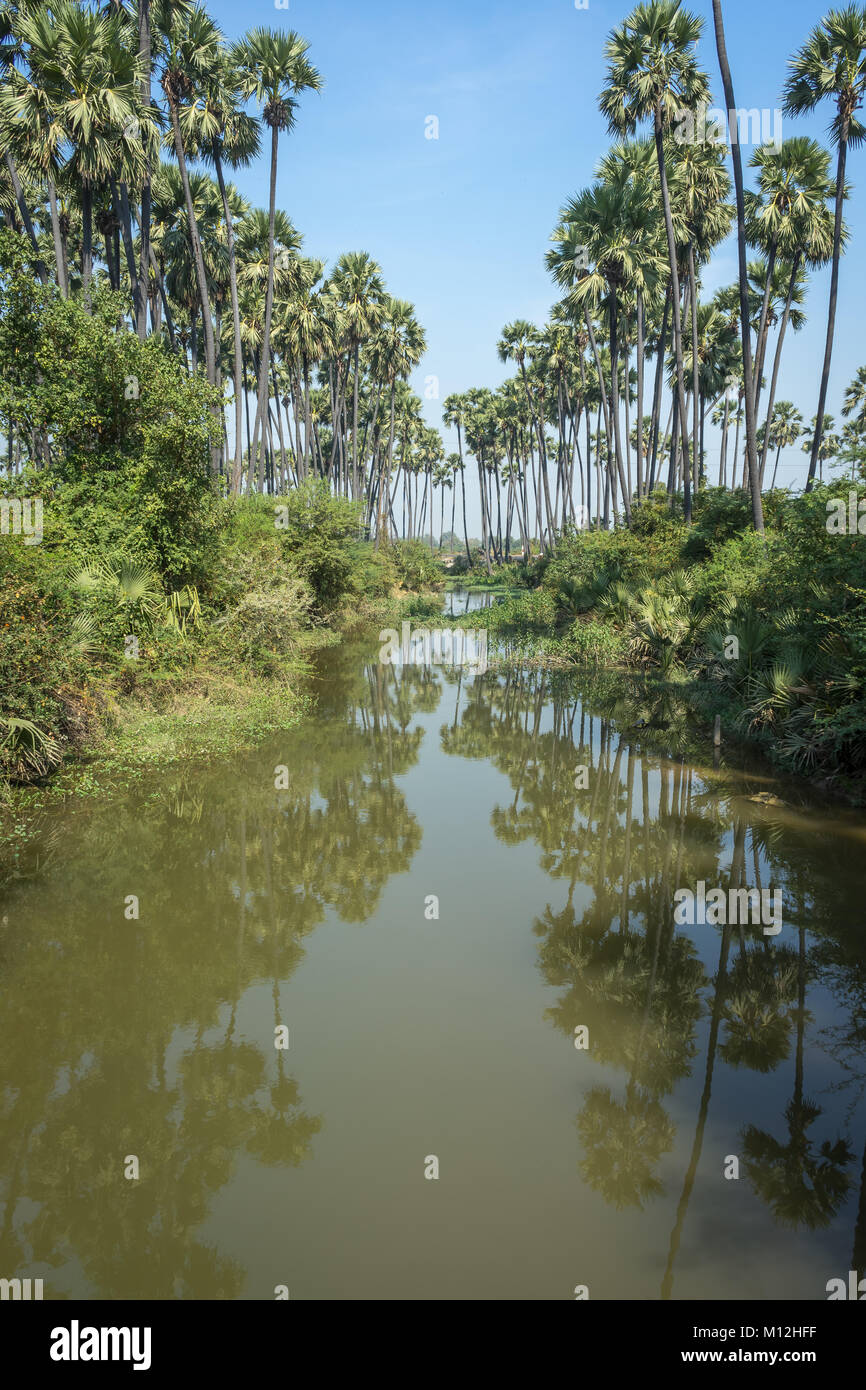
(207, 0), (865, 521)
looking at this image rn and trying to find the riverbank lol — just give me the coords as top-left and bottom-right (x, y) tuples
(0, 575), (451, 878)
(443, 487), (866, 804)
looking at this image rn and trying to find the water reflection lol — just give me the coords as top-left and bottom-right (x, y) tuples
(1, 636), (864, 1299)
(440, 661), (866, 1297)
(443, 587), (509, 617)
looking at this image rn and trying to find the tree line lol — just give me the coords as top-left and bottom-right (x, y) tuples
(1, 1), (865, 559)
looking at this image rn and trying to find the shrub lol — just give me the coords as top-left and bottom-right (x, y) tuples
(388, 539), (444, 591)
(277, 478), (366, 610)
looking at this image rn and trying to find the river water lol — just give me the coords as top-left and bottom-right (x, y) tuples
(1, 594), (865, 1300)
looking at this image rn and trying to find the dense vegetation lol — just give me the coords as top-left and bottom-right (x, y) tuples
(458, 483), (866, 796)
(0, 231), (442, 788)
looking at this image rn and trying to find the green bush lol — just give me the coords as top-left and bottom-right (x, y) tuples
(277, 478), (367, 610)
(564, 618), (629, 665)
(388, 539), (444, 591)
(0, 238), (225, 589)
(0, 543), (80, 779)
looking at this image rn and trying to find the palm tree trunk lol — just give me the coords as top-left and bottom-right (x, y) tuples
(688, 245), (701, 497)
(584, 309), (617, 527)
(752, 236), (777, 417)
(214, 149), (244, 493)
(807, 122), (848, 490)
(136, 0), (152, 338)
(759, 253), (801, 486)
(636, 289), (645, 499)
(457, 423), (471, 564)
(3, 151), (48, 284)
(352, 343), (361, 499)
(648, 280), (671, 492)
(608, 292), (632, 524)
(719, 395), (730, 486)
(81, 182), (94, 309)
(251, 120), (280, 490)
(653, 107), (692, 521)
(113, 177), (139, 318)
(167, 98), (214, 385)
(47, 179), (67, 297)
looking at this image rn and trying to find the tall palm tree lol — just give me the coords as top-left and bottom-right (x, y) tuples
(188, 49), (261, 490)
(600, 0), (711, 523)
(368, 297), (425, 546)
(746, 139), (831, 414)
(801, 413), (839, 481)
(443, 393), (473, 564)
(842, 365), (866, 426)
(676, 136), (734, 501)
(329, 250), (387, 501)
(158, 4), (221, 382)
(784, 6), (866, 490)
(766, 401), (803, 489)
(137, 0), (153, 338)
(710, 0), (764, 530)
(0, 2), (51, 284)
(277, 261), (337, 480)
(234, 27), (321, 489)
(548, 180), (666, 525)
(9, 0), (145, 306)
(498, 320), (559, 539)
(747, 138), (835, 479)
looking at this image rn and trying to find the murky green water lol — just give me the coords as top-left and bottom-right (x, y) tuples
(2, 601), (865, 1300)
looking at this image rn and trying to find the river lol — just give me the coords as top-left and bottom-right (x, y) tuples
(1, 593), (865, 1300)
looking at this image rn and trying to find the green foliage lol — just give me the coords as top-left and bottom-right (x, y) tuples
(685, 487), (786, 561)
(0, 544), (80, 780)
(277, 478), (367, 610)
(467, 490), (866, 788)
(387, 538), (444, 591)
(564, 618), (629, 666)
(0, 234), (225, 587)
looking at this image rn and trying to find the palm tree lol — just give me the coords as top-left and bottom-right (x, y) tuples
(709, 0), (764, 530)
(159, 5), (222, 382)
(0, 3), (51, 285)
(748, 139), (835, 480)
(843, 365), (866, 426)
(801, 413), (839, 481)
(784, 6), (866, 490)
(443, 393), (473, 564)
(234, 27), (321, 490)
(548, 180), (665, 524)
(136, 0), (154, 338)
(9, 0), (145, 307)
(767, 402), (803, 489)
(189, 49), (261, 490)
(368, 297), (425, 546)
(329, 251), (387, 501)
(277, 262), (337, 480)
(746, 139), (833, 416)
(600, 0), (711, 523)
(498, 319), (559, 538)
(445, 453), (460, 554)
